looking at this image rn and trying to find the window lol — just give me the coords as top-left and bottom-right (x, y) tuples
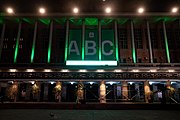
(134, 29), (143, 49)
(118, 29), (128, 49)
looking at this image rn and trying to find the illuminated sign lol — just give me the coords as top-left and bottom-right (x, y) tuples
(66, 29), (117, 66)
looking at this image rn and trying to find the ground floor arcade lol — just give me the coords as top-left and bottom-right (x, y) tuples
(0, 79), (180, 104)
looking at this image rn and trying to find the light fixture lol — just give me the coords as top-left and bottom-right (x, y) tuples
(128, 82), (134, 85)
(79, 69), (86, 72)
(61, 69), (68, 72)
(132, 69), (139, 72)
(9, 69), (16, 72)
(73, 7), (79, 13)
(26, 69), (34, 72)
(50, 81), (55, 84)
(70, 82), (75, 85)
(115, 69), (122, 72)
(66, 61), (117, 66)
(171, 7), (178, 13)
(168, 69), (175, 72)
(44, 69), (51, 72)
(137, 7), (144, 13)
(31, 81), (35, 84)
(97, 69), (104, 72)
(107, 81), (116, 85)
(6, 7), (14, 14)
(39, 7), (46, 14)
(89, 82), (94, 85)
(149, 69), (157, 72)
(105, 7), (111, 13)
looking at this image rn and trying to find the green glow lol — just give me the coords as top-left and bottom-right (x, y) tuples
(31, 46), (35, 63)
(69, 18), (82, 25)
(54, 18), (66, 24)
(115, 22), (119, 61)
(31, 22), (37, 63)
(66, 60), (117, 66)
(163, 21), (171, 63)
(82, 26), (85, 60)
(0, 17), (3, 24)
(152, 17), (177, 23)
(47, 21), (53, 63)
(22, 18), (34, 24)
(64, 22), (69, 61)
(14, 23), (21, 63)
(132, 48), (136, 63)
(101, 19), (113, 25)
(117, 18), (128, 25)
(39, 18), (51, 25)
(85, 18), (98, 25)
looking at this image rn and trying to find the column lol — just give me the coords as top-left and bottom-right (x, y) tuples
(130, 20), (136, 63)
(77, 81), (84, 104)
(14, 22), (22, 63)
(146, 21), (153, 63)
(98, 19), (102, 60)
(47, 20), (53, 63)
(0, 23), (5, 60)
(114, 20), (119, 62)
(135, 83), (140, 101)
(152, 84), (158, 101)
(31, 21), (38, 63)
(162, 21), (171, 63)
(64, 20), (69, 61)
(122, 81), (128, 100)
(82, 19), (85, 60)
(144, 80), (151, 103)
(43, 83), (49, 101)
(99, 80), (106, 103)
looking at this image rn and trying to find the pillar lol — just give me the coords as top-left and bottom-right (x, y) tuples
(135, 83), (140, 101)
(122, 81), (128, 100)
(146, 21), (153, 63)
(130, 20), (136, 63)
(99, 80), (106, 103)
(152, 84), (158, 101)
(144, 80), (151, 103)
(43, 83), (49, 101)
(77, 81), (84, 104)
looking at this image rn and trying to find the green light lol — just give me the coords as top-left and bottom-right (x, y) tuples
(14, 23), (21, 63)
(115, 21), (119, 61)
(152, 17), (177, 23)
(82, 23), (85, 60)
(22, 18), (35, 24)
(0, 17), (3, 24)
(66, 60), (117, 66)
(54, 18), (66, 24)
(47, 21), (53, 63)
(31, 22), (37, 63)
(132, 48), (136, 63)
(163, 21), (171, 63)
(101, 19), (113, 25)
(39, 18), (51, 25)
(64, 21), (69, 61)
(85, 18), (98, 25)
(117, 18), (128, 25)
(69, 18), (82, 25)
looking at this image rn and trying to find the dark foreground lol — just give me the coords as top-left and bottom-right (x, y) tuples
(0, 109), (180, 120)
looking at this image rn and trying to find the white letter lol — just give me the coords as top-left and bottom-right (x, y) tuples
(85, 41), (96, 55)
(102, 40), (113, 55)
(69, 41), (80, 55)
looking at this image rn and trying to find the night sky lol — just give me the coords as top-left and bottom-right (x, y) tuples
(0, 0), (179, 13)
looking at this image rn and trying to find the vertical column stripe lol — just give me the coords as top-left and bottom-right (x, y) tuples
(98, 20), (101, 60)
(14, 22), (22, 63)
(114, 21), (119, 62)
(31, 21), (38, 63)
(0, 23), (5, 61)
(64, 20), (69, 61)
(163, 21), (170, 63)
(82, 20), (85, 60)
(130, 20), (136, 63)
(147, 21), (153, 63)
(47, 20), (53, 63)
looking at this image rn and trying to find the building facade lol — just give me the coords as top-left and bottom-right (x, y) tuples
(0, 14), (180, 103)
